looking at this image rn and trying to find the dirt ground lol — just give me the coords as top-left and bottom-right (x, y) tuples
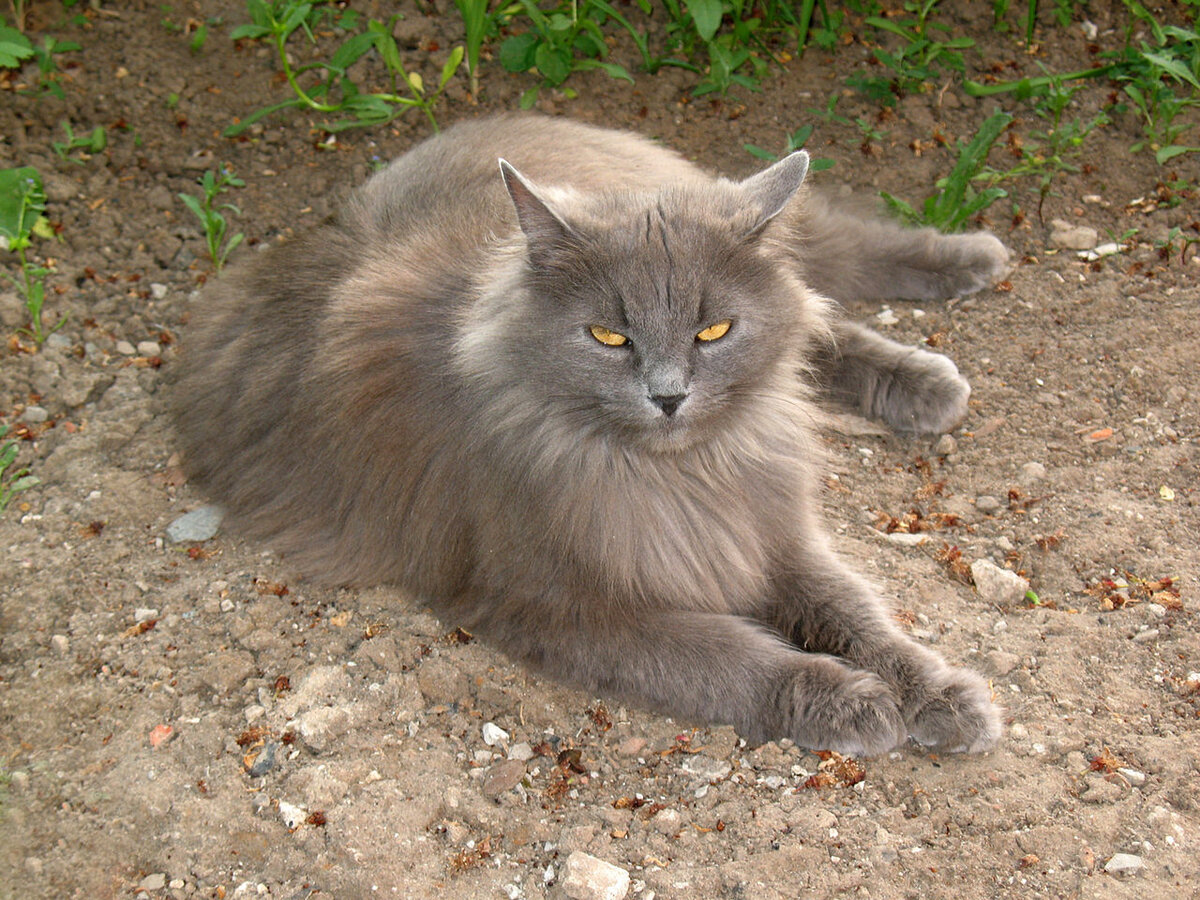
(2, 1), (1198, 898)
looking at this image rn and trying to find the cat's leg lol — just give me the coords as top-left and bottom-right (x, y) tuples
(765, 542), (1001, 753)
(811, 319), (970, 434)
(780, 192), (1010, 303)
(483, 602), (907, 756)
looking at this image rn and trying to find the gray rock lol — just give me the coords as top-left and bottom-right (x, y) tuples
(508, 741), (535, 762)
(561, 851), (631, 900)
(22, 405), (49, 423)
(970, 559), (1029, 608)
(1103, 853), (1144, 876)
(975, 495), (1002, 514)
(933, 433), (957, 456)
(482, 759), (526, 799)
(1049, 219), (1098, 250)
(136, 340), (162, 357)
(296, 705), (352, 753)
(116, 340), (137, 356)
(680, 755), (732, 782)
(50, 634), (70, 656)
(139, 873), (167, 891)
(165, 505), (224, 543)
(1019, 461), (1046, 483)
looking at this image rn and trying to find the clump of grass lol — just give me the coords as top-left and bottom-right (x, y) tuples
(881, 111), (1013, 232)
(226, 0), (463, 135)
(1, 425), (39, 515)
(744, 123), (836, 170)
(178, 167), (245, 272)
(0, 165), (66, 346)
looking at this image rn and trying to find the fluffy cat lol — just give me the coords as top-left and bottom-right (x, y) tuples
(174, 114), (1006, 755)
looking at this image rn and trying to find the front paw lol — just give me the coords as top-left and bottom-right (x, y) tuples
(786, 658), (908, 757)
(872, 349), (970, 435)
(905, 665), (1002, 753)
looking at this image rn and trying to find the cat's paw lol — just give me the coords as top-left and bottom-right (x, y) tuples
(870, 348), (970, 435)
(904, 665), (1002, 753)
(944, 232), (1011, 297)
(785, 658), (907, 757)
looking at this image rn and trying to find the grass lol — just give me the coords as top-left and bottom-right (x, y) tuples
(225, 0), (463, 135)
(0, 425), (39, 515)
(178, 167), (245, 272)
(881, 111), (1014, 232)
(0, 166), (66, 345)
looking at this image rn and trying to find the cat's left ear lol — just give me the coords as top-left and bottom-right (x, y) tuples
(738, 150), (809, 237)
(499, 159), (577, 266)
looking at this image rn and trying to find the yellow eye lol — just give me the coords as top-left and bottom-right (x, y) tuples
(590, 325), (628, 347)
(696, 319), (732, 342)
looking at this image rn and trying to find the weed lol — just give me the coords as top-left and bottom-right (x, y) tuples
(499, 0), (637, 107)
(0, 166), (66, 346)
(226, 0), (463, 135)
(848, 0), (975, 105)
(991, 73), (1108, 219)
(0, 425), (39, 515)
(744, 124), (836, 170)
(1156, 225), (1200, 263)
(881, 110), (1013, 232)
(178, 167), (245, 272)
(52, 120), (107, 163)
(28, 34), (81, 98)
(0, 16), (34, 68)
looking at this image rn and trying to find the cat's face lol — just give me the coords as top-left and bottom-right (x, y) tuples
(497, 161), (811, 453)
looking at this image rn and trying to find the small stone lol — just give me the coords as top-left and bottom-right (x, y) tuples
(482, 759), (526, 799)
(296, 706), (351, 752)
(137, 340), (162, 357)
(617, 737), (647, 758)
(1049, 219), (1098, 251)
(1132, 628), (1159, 643)
(150, 283), (169, 300)
(50, 634), (70, 655)
(1103, 853), (1144, 876)
(165, 505), (224, 543)
(169, 880), (185, 890)
(135, 607), (159, 623)
(975, 495), (1002, 514)
(278, 800), (306, 830)
(983, 650), (1020, 677)
(508, 741), (535, 762)
(651, 807), (681, 835)
(881, 531), (929, 546)
(247, 741), (278, 777)
(561, 851), (631, 900)
(116, 340), (137, 356)
(482, 722), (509, 746)
(1019, 462), (1046, 483)
(970, 559), (1029, 608)
(1117, 767), (1147, 787)
(22, 405), (49, 423)
(933, 434), (957, 455)
(139, 873), (167, 891)
(680, 756), (732, 782)
(876, 307), (899, 326)
(244, 704), (267, 723)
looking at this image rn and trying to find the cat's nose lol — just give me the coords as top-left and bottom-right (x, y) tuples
(651, 393), (686, 417)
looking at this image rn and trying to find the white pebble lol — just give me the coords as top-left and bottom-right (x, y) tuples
(482, 722), (509, 746)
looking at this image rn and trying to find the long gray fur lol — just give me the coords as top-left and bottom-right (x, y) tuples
(174, 114), (1005, 755)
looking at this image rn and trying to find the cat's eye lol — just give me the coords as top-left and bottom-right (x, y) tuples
(696, 320), (732, 342)
(590, 324), (629, 347)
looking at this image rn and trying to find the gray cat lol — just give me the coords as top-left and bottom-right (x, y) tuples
(174, 114), (1005, 756)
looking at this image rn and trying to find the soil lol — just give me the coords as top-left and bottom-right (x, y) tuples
(2, 1), (1198, 899)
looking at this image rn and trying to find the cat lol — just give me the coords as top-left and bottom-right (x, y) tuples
(174, 114), (1006, 756)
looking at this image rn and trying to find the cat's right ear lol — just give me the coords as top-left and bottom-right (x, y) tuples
(499, 159), (576, 267)
(739, 150), (809, 237)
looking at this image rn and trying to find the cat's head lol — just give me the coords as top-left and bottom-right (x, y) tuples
(483, 153), (818, 453)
